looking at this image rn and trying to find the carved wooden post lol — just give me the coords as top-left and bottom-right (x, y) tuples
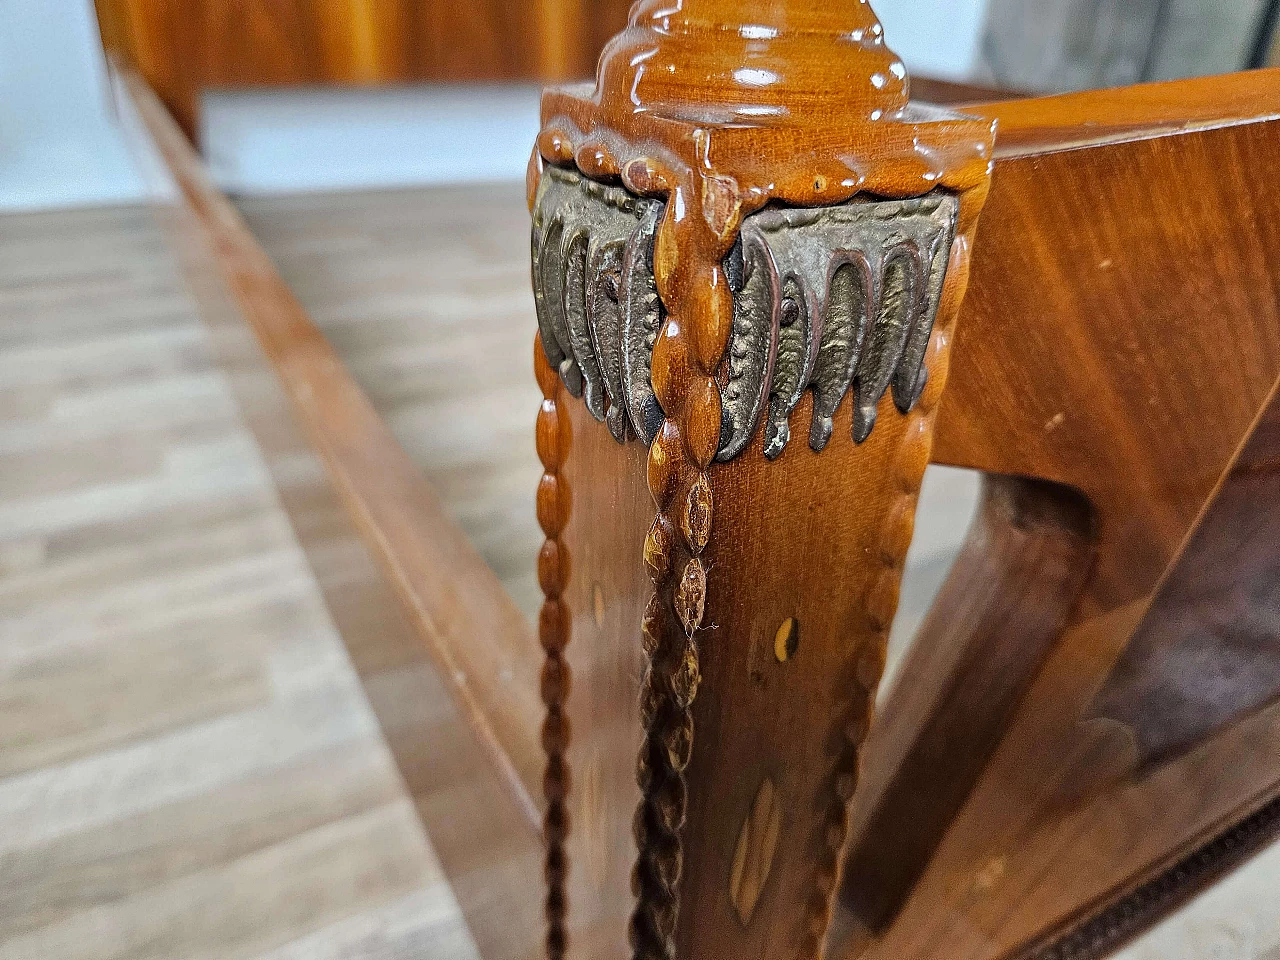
(528, 2), (995, 958)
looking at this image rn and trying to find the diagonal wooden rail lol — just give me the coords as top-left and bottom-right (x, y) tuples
(108, 61), (547, 960)
(840, 68), (1280, 960)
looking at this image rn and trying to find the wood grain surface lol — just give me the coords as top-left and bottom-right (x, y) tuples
(841, 69), (1280, 960)
(839, 476), (1096, 942)
(6, 175), (1280, 958)
(528, 3), (999, 957)
(0, 203), (478, 960)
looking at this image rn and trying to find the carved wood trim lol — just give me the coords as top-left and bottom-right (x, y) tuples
(536, 333), (574, 960)
(797, 231), (977, 959)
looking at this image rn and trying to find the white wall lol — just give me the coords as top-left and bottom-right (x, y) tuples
(0, 0), (147, 211)
(0, 0), (989, 210)
(202, 86), (543, 196)
(876, 0), (992, 79)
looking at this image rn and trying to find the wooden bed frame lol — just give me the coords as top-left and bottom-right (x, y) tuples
(103, 2), (1280, 958)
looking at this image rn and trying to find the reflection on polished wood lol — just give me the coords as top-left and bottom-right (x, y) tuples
(527, 2), (999, 956)
(92, 0), (636, 139)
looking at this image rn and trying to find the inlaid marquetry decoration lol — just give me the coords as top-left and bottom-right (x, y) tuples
(774, 618), (799, 663)
(534, 334), (573, 960)
(730, 778), (784, 926)
(527, 0), (994, 958)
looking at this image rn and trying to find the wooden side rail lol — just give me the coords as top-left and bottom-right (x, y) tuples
(111, 65), (544, 826)
(108, 62), (546, 960)
(839, 476), (1096, 943)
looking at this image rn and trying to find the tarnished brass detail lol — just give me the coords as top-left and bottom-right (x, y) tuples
(531, 165), (958, 459)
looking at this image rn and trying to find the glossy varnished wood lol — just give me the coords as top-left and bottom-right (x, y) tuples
(839, 69), (1280, 960)
(556, 392), (654, 958)
(529, 3), (995, 958)
(527, 19), (1280, 957)
(983, 69), (1280, 156)
(93, 0), (635, 139)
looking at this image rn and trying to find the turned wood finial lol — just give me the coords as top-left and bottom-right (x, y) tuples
(601, 0), (908, 123)
(531, 0), (993, 241)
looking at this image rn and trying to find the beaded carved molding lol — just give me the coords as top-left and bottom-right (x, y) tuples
(531, 164), (958, 460)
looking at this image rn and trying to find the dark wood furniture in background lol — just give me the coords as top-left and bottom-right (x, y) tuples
(103, 1), (1280, 958)
(93, 0), (634, 139)
(92, 0), (1008, 143)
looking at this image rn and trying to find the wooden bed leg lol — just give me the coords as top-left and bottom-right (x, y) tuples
(528, 2), (995, 957)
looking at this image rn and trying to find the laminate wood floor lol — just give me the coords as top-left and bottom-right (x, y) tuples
(0, 203), (479, 960)
(238, 184), (545, 624)
(3, 185), (1277, 959)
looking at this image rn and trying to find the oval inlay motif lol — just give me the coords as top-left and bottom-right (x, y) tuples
(774, 617), (799, 662)
(730, 777), (783, 925)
